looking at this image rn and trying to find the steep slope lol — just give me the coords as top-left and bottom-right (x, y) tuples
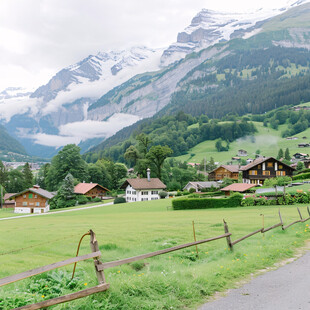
(0, 124), (27, 155)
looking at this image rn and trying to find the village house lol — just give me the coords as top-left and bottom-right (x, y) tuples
(237, 149), (248, 157)
(9, 185), (54, 214)
(74, 183), (109, 199)
(209, 165), (239, 181)
(298, 143), (310, 148)
(292, 153), (309, 160)
(3, 193), (15, 208)
(240, 157), (295, 185)
(220, 183), (257, 196)
(121, 168), (166, 202)
(183, 181), (219, 192)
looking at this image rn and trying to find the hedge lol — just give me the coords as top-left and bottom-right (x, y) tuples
(172, 193), (242, 210)
(114, 197), (126, 204)
(292, 172), (310, 180)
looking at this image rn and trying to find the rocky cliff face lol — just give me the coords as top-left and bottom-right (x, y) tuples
(160, 1), (309, 67)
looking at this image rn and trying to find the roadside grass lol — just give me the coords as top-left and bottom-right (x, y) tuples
(178, 122), (310, 164)
(0, 200), (113, 219)
(0, 199), (309, 309)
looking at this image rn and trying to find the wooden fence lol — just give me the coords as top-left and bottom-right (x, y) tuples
(1, 207), (310, 309)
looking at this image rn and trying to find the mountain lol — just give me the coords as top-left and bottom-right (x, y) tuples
(0, 46), (162, 158)
(87, 2), (310, 157)
(160, 0), (310, 66)
(0, 124), (27, 156)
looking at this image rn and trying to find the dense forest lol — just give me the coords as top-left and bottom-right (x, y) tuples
(162, 47), (310, 118)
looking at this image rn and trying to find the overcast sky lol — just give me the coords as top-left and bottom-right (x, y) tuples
(0, 0), (299, 90)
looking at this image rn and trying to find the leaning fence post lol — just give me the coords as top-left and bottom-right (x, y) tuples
(278, 209), (284, 230)
(297, 207), (303, 220)
(89, 230), (106, 284)
(307, 206), (310, 217)
(223, 219), (233, 251)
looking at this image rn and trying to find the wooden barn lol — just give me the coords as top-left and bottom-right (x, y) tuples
(74, 183), (109, 199)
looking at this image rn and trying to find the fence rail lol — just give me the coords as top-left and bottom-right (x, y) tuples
(0, 207), (309, 309)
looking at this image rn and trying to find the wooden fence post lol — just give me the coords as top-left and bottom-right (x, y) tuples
(223, 220), (233, 251)
(278, 209), (284, 229)
(297, 207), (303, 220)
(192, 221), (199, 258)
(308, 206), (310, 217)
(89, 230), (106, 284)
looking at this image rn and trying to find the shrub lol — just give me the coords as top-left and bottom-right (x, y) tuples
(114, 197), (126, 204)
(292, 172), (310, 180)
(176, 191), (182, 197)
(92, 197), (102, 202)
(182, 190), (190, 196)
(188, 194), (200, 198)
(76, 195), (88, 205)
(241, 197), (255, 206)
(159, 191), (168, 199)
(172, 195), (242, 210)
(189, 188), (196, 193)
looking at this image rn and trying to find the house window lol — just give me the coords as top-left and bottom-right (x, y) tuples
(258, 165), (261, 169)
(142, 191), (148, 195)
(23, 202), (27, 206)
(23, 194), (26, 198)
(127, 190), (131, 194)
(132, 191), (136, 195)
(276, 171), (286, 176)
(263, 171), (270, 176)
(29, 194), (33, 199)
(267, 162), (273, 167)
(34, 195), (37, 198)
(249, 170), (257, 175)
(151, 191), (158, 195)
(279, 165), (283, 169)
(36, 202), (40, 206)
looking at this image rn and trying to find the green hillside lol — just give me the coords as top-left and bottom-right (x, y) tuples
(0, 125), (27, 156)
(175, 121), (309, 164)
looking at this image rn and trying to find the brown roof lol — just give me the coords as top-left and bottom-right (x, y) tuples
(240, 157), (295, 171)
(74, 183), (109, 194)
(211, 165), (239, 173)
(221, 183), (257, 192)
(121, 178), (166, 190)
(4, 193), (16, 201)
(10, 187), (55, 200)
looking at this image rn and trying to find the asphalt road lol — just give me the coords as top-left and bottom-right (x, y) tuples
(200, 250), (310, 310)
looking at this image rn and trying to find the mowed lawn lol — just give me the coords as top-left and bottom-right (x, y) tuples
(176, 122), (310, 164)
(0, 199), (310, 309)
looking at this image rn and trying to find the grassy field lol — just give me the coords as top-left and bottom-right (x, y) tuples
(0, 199), (310, 309)
(176, 121), (310, 164)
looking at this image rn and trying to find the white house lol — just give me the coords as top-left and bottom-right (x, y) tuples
(183, 181), (219, 192)
(121, 169), (166, 202)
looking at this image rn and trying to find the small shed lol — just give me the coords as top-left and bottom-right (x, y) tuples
(220, 183), (257, 196)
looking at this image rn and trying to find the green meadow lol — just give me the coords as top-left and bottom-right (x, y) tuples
(176, 121), (310, 164)
(0, 199), (310, 309)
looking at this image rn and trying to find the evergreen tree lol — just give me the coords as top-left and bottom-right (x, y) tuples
(59, 173), (75, 200)
(22, 162), (33, 188)
(277, 148), (284, 160)
(297, 161), (305, 172)
(0, 160), (8, 186)
(285, 148), (291, 161)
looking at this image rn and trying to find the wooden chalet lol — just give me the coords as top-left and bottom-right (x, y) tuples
(220, 183), (257, 196)
(74, 183), (109, 199)
(209, 165), (239, 181)
(238, 149), (248, 157)
(9, 185), (54, 214)
(240, 157), (295, 185)
(3, 193), (16, 208)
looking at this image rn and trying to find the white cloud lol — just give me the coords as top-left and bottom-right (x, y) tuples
(29, 113), (140, 148)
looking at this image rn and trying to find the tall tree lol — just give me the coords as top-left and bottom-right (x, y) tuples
(146, 145), (172, 179)
(22, 162), (33, 188)
(285, 148), (291, 161)
(0, 160), (8, 186)
(277, 148), (284, 160)
(46, 144), (88, 190)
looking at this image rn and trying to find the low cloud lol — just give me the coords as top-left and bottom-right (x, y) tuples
(30, 113), (140, 148)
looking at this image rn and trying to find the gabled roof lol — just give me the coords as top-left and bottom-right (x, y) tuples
(240, 157), (295, 171)
(210, 165), (239, 173)
(10, 187), (54, 200)
(221, 183), (256, 192)
(183, 181), (219, 190)
(121, 178), (166, 190)
(74, 183), (109, 195)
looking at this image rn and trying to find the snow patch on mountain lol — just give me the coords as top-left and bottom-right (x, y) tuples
(160, 0), (310, 66)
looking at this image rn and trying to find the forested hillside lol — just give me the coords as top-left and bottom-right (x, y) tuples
(0, 125), (27, 155)
(162, 47), (310, 118)
(85, 112), (256, 163)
